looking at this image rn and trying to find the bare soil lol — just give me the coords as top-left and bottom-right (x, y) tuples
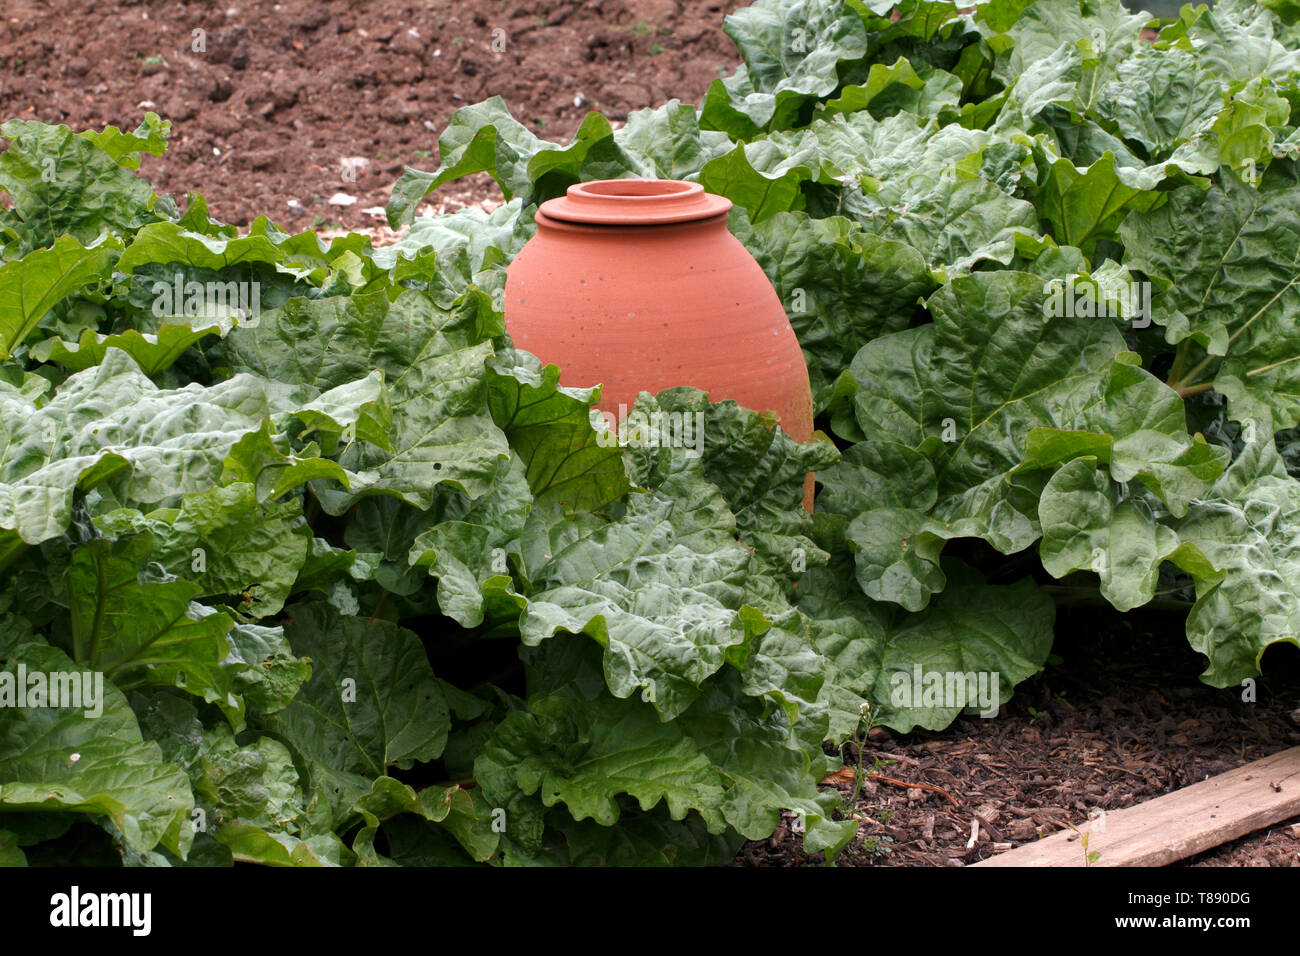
(0, 0), (747, 228)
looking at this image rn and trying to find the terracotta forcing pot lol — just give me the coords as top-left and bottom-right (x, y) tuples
(504, 179), (816, 509)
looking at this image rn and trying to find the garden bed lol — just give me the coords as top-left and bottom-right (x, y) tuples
(3, 0), (1300, 869)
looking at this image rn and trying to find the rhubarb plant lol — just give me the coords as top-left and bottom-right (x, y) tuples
(3, 0), (1300, 866)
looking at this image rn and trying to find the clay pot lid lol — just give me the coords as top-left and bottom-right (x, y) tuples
(538, 179), (732, 225)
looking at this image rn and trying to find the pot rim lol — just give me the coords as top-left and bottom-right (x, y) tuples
(537, 178), (732, 225)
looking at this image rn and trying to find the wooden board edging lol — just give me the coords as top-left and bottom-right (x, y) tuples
(972, 746), (1300, 867)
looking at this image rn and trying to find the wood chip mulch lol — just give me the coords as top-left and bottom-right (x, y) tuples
(737, 607), (1300, 867)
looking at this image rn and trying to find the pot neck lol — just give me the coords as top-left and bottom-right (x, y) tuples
(536, 179), (732, 226)
(533, 208), (730, 233)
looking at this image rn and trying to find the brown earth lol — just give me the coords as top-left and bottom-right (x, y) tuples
(0, 0), (747, 228)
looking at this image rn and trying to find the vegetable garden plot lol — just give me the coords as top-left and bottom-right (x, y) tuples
(2, 0), (1300, 866)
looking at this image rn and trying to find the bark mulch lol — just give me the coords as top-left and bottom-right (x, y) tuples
(739, 607), (1300, 867)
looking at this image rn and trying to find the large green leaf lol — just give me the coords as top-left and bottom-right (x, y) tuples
(224, 617), (312, 715)
(612, 101), (735, 179)
(799, 552), (1055, 734)
(29, 322), (222, 376)
(0, 235), (122, 359)
(1155, 0), (1300, 85)
(479, 694), (728, 829)
(0, 642), (194, 855)
(516, 465), (757, 720)
(388, 98), (739, 229)
(478, 655), (852, 860)
(815, 112), (1040, 270)
(1172, 435), (1300, 685)
(486, 348), (630, 512)
(0, 120), (158, 251)
(218, 288), (509, 511)
(92, 483), (311, 616)
(1096, 46), (1229, 156)
(408, 453), (532, 628)
(625, 388), (837, 600)
(837, 271), (1224, 606)
(729, 209), (933, 406)
(349, 776), (499, 865)
(117, 218), (390, 293)
(1121, 170), (1300, 429)
(817, 57), (963, 121)
(65, 534), (240, 721)
(265, 601), (451, 779)
(0, 348), (301, 552)
(1036, 457), (1198, 611)
(382, 200), (534, 276)
(816, 441), (944, 611)
(220, 422), (349, 503)
(212, 822), (348, 867)
(700, 0), (870, 135)
(386, 101), (640, 225)
(193, 724), (306, 833)
(1032, 150), (1165, 256)
(80, 113), (170, 170)
(989, 0), (1149, 82)
(699, 131), (842, 222)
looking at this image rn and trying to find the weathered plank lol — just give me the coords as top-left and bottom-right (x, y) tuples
(973, 746), (1300, 867)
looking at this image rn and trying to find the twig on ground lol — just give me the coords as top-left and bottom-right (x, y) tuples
(868, 773), (962, 808)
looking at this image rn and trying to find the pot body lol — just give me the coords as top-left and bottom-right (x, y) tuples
(505, 180), (815, 507)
